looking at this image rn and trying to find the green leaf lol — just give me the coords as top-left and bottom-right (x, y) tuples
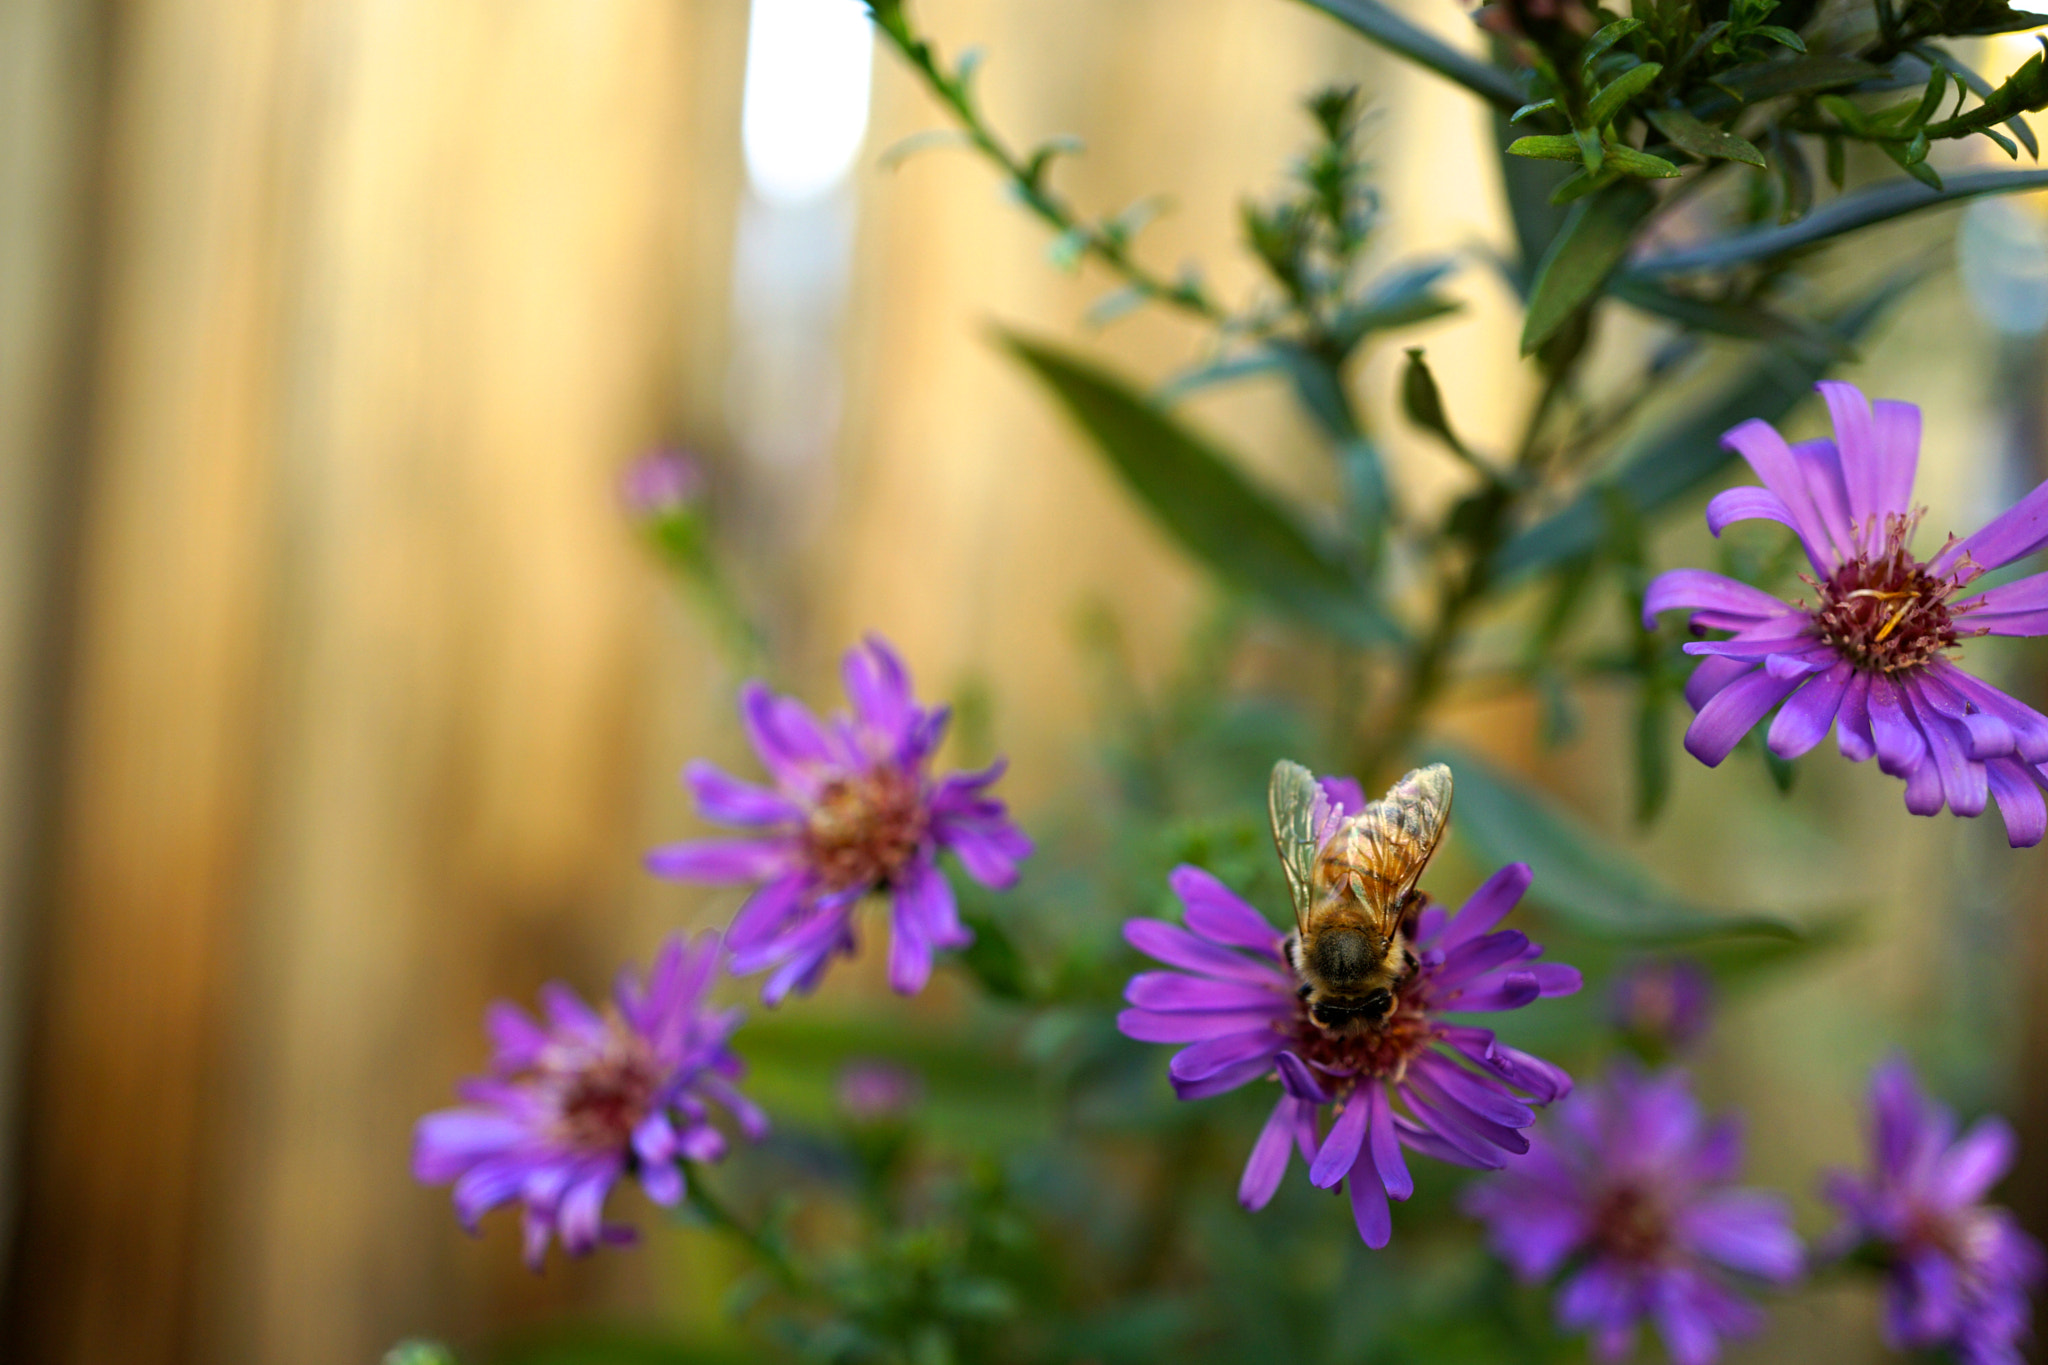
(1296, 0), (1527, 109)
(1915, 42), (2039, 155)
(1494, 109), (1576, 293)
(1520, 181), (1656, 353)
(1003, 333), (1401, 643)
(1582, 18), (1644, 69)
(1426, 745), (1805, 943)
(1509, 134), (1586, 161)
(1154, 350), (1289, 404)
(1644, 106), (1767, 164)
(1754, 24), (1808, 51)
(1719, 54), (1882, 100)
(1589, 61), (1664, 127)
(1491, 279), (1911, 577)
(1626, 167), (2048, 275)
(1512, 98), (1559, 123)
(1610, 276), (1855, 358)
(1400, 347), (1484, 469)
(878, 127), (977, 169)
(1604, 143), (1684, 178)
(957, 904), (1030, 1000)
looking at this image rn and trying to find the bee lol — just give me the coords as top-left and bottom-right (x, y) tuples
(1268, 760), (1453, 1037)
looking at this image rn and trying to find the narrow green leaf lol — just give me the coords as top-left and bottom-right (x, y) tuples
(1611, 277), (1854, 357)
(1296, 0), (1526, 109)
(1644, 106), (1767, 164)
(1512, 98), (1559, 123)
(1494, 109), (1576, 293)
(1520, 181), (1656, 354)
(1882, 138), (1945, 189)
(1719, 54), (1882, 100)
(1626, 168), (2048, 276)
(1492, 280), (1911, 577)
(1589, 61), (1664, 127)
(1754, 24), (1808, 51)
(1003, 334), (1401, 643)
(1605, 143), (1684, 178)
(1427, 746), (1804, 943)
(1154, 350), (1289, 404)
(1915, 42), (2039, 156)
(1509, 134), (1586, 161)
(1582, 18), (1644, 69)
(878, 127), (977, 169)
(1634, 682), (1671, 825)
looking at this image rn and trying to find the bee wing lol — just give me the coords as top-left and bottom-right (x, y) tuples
(1267, 759), (1323, 935)
(1339, 763), (1454, 930)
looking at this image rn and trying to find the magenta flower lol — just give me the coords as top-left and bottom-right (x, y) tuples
(648, 636), (1031, 1003)
(1117, 853), (1580, 1249)
(620, 447), (705, 519)
(1463, 1066), (1803, 1365)
(413, 931), (765, 1270)
(1645, 381), (2048, 845)
(1824, 1059), (2043, 1365)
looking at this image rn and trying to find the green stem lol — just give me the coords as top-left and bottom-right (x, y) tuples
(869, 3), (1225, 323)
(685, 1166), (806, 1295)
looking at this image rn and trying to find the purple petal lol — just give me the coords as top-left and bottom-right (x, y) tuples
(1902, 686), (1987, 817)
(1350, 1163), (1393, 1249)
(1986, 760), (2048, 848)
(1404, 1068), (1530, 1155)
(887, 891), (935, 996)
(1837, 671), (1875, 762)
(1556, 1259), (1639, 1335)
(1434, 930), (1535, 989)
(484, 1003), (549, 1071)
(1767, 660), (1852, 759)
(414, 1110), (526, 1182)
(645, 837), (796, 884)
(1117, 1008), (1289, 1043)
(556, 1167), (619, 1256)
(1169, 1031), (1284, 1085)
(1170, 1054), (1275, 1100)
(1275, 1051), (1333, 1104)
(1169, 865), (1286, 954)
(1126, 972), (1288, 1014)
(685, 760), (800, 826)
(1528, 962), (1583, 997)
(1311, 1091), (1373, 1188)
(1866, 676), (1930, 778)
(1417, 1053), (1535, 1129)
(1125, 919), (1294, 986)
(1933, 476), (2048, 576)
(1705, 486), (1804, 543)
(1684, 667), (1802, 766)
(1363, 1083), (1413, 1200)
(938, 814), (1030, 888)
(1240, 1096), (1305, 1210)
(1903, 756), (1944, 816)
(1790, 437), (1855, 563)
(1683, 657), (1754, 712)
(1448, 972), (1543, 1013)
(1929, 662), (2048, 763)
(738, 683), (839, 793)
(1676, 1191), (1804, 1282)
(842, 635), (917, 746)
(1439, 863), (1532, 951)
(1867, 396), (1923, 527)
(1319, 775), (1368, 814)
(1721, 417), (1837, 571)
(1817, 381), (1888, 533)
(1392, 1109), (1505, 1169)
(725, 873), (809, 951)
(1643, 568), (1797, 631)
(1934, 1115), (2017, 1206)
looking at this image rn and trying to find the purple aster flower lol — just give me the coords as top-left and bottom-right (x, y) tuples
(1824, 1058), (2044, 1365)
(1609, 959), (1714, 1054)
(647, 635), (1031, 1003)
(1463, 1066), (1803, 1365)
(620, 447), (705, 519)
(413, 931), (766, 1270)
(1117, 838), (1581, 1249)
(836, 1059), (923, 1123)
(1645, 380), (2048, 846)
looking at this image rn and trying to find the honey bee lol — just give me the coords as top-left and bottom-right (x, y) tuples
(1268, 760), (1453, 1037)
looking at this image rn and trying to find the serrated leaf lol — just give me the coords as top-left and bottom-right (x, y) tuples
(1003, 334), (1400, 643)
(1298, 0), (1526, 108)
(1520, 180), (1656, 353)
(1509, 134), (1586, 161)
(1645, 106), (1767, 164)
(1627, 167), (2048, 275)
(1492, 279), (1911, 577)
(1589, 61), (1664, 126)
(1427, 746), (1804, 943)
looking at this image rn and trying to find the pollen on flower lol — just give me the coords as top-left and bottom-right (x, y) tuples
(1809, 510), (1984, 674)
(801, 765), (930, 892)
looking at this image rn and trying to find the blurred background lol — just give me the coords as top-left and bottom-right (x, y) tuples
(1, 0), (2046, 1362)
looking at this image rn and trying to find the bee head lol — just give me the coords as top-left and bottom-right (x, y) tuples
(1307, 926), (1378, 989)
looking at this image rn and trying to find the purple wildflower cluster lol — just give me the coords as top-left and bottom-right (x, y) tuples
(1647, 381), (2048, 845)
(648, 636), (1032, 1002)
(1465, 1066), (1803, 1365)
(1825, 1059), (2043, 1365)
(1117, 785), (1581, 1249)
(417, 635), (1029, 1267)
(413, 932), (765, 1269)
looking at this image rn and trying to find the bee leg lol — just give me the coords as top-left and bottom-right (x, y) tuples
(1296, 983), (1313, 1000)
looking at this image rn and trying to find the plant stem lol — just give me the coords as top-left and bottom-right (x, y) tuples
(868, 3), (1225, 323)
(685, 1166), (807, 1295)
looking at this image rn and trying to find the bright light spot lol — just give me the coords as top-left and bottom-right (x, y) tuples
(741, 0), (874, 203)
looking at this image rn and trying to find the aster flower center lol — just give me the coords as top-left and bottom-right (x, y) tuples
(1809, 512), (1982, 674)
(1590, 1182), (1672, 1263)
(798, 765), (929, 892)
(802, 764), (930, 891)
(1286, 972), (1436, 1085)
(547, 1024), (662, 1152)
